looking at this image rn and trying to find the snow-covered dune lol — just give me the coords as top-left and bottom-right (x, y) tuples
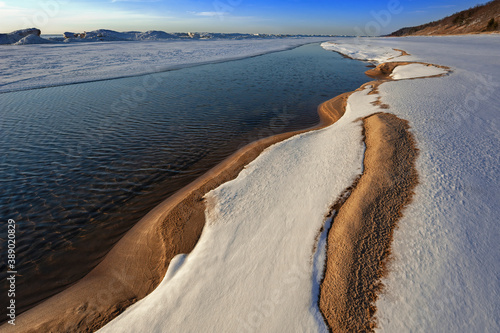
(98, 35), (499, 332)
(0, 37), (327, 93)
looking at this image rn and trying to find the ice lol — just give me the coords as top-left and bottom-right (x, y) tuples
(0, 37), (327, 93)
(13, 34), (53, 45)
(321, 40), (406, 63)
(58, 29), (302, 42)
(0, 28), (43, 45)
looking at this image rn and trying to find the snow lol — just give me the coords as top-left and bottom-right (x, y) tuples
(0, 37), (327, 93)
(60, 29), (179, 42)
(100, 35), (500, 332)
(390, 63), (448, 80)
(2, 33), (496, 331)
(321, 40), (406, 63)
(98, 35), (500, 332)
(13, 34), (53, 45)
(0, 28), (43, 45)
(324, 35), (500, 332)
(58, 29), (297, 42)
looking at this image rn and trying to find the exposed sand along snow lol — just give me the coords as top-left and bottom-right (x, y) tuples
(95, 56), (441, 332)
(390, 63), (448, 80)
(365, 61), (450, 81)
(318, 58), (448, 331)
(322, 36), (500, 332)
(319, 112), (419, 332)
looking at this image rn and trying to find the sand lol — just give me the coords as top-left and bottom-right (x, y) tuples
(3, 84), (349, 333)
(318, 112), (419, 332)
(365, 61), (450, 80)
(316, 56), (453, 331)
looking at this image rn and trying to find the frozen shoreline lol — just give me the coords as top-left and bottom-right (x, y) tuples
(3, 35), (499, 332)
(0, 37), (327, 93)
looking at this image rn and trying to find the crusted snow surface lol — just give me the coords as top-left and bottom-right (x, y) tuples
(98, 83), (384, 332)
(325, 35), (500, 332)
(0, 37), (326, 93)
(321, 40), (406, 63)
(391, 63), (447, 80)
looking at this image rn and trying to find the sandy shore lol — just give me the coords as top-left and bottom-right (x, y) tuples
(4, 81), (349, 332)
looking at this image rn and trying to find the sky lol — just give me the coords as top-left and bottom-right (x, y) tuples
(0, 0), (490, 35)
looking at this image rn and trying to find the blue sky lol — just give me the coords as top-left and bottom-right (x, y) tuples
(0, 0), (489, 35)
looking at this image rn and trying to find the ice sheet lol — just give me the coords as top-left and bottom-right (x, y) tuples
(0, 37), (326, 93)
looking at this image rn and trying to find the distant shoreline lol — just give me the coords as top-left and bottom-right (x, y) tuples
(0, 37), (329, 94)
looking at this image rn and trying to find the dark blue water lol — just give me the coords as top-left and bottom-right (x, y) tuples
(0, 43), (369, 314)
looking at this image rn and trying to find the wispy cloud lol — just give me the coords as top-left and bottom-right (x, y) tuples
(427, 5), (456, 9)
(189, 11), (229, 17)
(0, 2), (28, 16)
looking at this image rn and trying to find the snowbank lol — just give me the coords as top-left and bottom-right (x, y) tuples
(14, 34), (53, 45)
(1, 28), (314, 45)
(59, 29), (297, 42)
(321, 40), (406, 63)
(324, 35), (500, 332)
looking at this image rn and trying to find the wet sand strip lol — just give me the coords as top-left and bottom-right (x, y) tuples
(319, 112), (419, 332)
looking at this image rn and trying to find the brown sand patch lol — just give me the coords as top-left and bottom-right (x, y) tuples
(319, 112), (419, 332)
(387, 48), (411, 60)
(3, 89), (350, 333)
(393, 48), (410, 57)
